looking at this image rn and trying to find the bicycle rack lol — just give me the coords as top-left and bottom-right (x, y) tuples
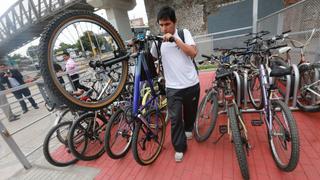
(239, 64), (300, 113)
(0, 121), (32, 169)
(291, 64), (299, 108)
(243, 69), (248, 108)
(233, 71), (241, 107)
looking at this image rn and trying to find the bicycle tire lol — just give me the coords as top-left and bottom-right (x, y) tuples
(43, 121), (78, 167)
(228, 105), (250, 180)
(39, 10), (128, 110)
(248, 71), (264, 110)
(55, 109), (82, 144)
(268, 100), (300, 172)
(194, 90), (218, 142)
(104, 108), (133, 159)
(141, 88), (168, 124)
(68, 112), (107, 161)
(132, 110), (166, 165)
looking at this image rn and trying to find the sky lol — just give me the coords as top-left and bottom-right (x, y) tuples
(0, 0), (148, 57)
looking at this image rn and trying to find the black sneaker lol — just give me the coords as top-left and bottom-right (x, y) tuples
(23, 110), (28, 114)
(9, 115), (20, 122)
(33, 105), (39, 109)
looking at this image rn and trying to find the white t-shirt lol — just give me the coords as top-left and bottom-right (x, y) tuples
(150, 29), (199, 89)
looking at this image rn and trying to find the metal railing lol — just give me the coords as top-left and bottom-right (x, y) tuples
(0, 74), (50, 169)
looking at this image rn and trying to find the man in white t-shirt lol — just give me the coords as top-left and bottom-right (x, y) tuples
(150, 6), (200, 162)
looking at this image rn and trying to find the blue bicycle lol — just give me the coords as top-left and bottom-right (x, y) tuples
(104, 31), (168, 165)
(129, 31), (168, 165)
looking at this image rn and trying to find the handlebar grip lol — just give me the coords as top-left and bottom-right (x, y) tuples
(201, 54), (211, 59)
(169, 37), (175, 42)
(282, 30), (291, 34)
(248, 41), (257, 46)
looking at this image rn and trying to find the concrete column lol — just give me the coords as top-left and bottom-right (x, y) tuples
(105, 8), (132, 41)
(86, 0), (136, 41)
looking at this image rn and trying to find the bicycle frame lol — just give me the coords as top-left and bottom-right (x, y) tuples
(132, 51), (161, 132)
(258, 63), (274, 132)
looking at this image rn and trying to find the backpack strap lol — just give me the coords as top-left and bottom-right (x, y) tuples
(177, 29), (199, 75)
(177, 29), (185, 43)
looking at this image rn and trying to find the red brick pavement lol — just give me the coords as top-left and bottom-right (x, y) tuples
(62, 71), (320, 179)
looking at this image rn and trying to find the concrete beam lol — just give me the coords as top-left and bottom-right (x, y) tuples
(86, 0), (136, 41)
(87, 0), (136, 10)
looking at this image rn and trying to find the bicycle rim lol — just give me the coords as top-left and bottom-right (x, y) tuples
(195, 91), (218, 142)
(39, 10), (128, 110)
(104, 108), (133, 159)
(269, 100), (300, 171)
(132, 110), (165, 165)
(43, 121), (78, 167)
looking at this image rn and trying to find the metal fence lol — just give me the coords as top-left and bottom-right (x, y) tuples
(257, 0), (320, 64)
(195, 0), (320, 65)
(194, 26), (252, 61)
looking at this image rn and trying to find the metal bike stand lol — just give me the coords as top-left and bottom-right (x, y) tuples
(243, 70), (248, 108)
(233, 71), (241, 107)
(0, 121), (32, 169)
(241, 69), (263, 113)
(291, 64), (300, 108)
(284, 73), (291, 105)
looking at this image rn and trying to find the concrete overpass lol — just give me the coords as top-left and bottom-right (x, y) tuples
(0, 0), (136, 57)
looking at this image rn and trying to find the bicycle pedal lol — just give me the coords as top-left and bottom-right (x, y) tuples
(251, 119), (263, 126)
(219, 125), (228, 134)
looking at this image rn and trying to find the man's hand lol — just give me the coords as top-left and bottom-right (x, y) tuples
(162, 33), (175, 42)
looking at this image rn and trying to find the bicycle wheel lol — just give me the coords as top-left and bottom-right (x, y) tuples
(68, 112), (107, 161)
(296, 63), (320, 112)
(268, 100), (300, 171)
(55, 109), (80, 125)
(228, 105), (249, 180)
(104, 107), (134, 159)
(194, 90), (218, 142)
(141, 88), (167, 122)
(43, 121), (79, 167)
(39, 10), (128, 110)
(248, 71), (264, 110)
(132, 110), (166, 165)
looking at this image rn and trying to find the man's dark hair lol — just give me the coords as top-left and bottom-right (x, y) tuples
(157, 6), (177, 23)
(62, 51), (70, 56)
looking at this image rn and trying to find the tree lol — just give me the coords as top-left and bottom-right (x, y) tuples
(54, 42), (77, 54)
(75, 31), (109, 53)
(27, 45), (39, 59)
